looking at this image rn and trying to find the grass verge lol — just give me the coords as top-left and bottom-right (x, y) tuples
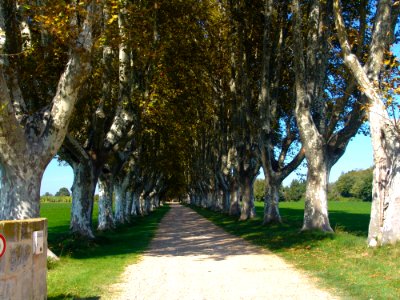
(190, 201), (400, 300)
(41, 203), (170, 300)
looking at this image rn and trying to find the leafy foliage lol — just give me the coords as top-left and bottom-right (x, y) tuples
(55, 187), (71, 197)
(282, 179), (306, 202)
(331, 168), (373, 201)
(253, 179), (264, 202)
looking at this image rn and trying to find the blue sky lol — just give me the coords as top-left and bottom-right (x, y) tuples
(281, 133), (373, 186)
(40, 133), (373, 195)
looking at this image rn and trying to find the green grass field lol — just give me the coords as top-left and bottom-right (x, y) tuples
(191, 201), (400, 300)
(41, 203), (170, 300)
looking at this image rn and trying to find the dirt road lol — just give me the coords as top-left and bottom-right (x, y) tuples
(110, 203), (339, 300)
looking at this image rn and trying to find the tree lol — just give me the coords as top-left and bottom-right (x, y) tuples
(292, 0), (370, 232)
(282, 179), (307, 202)
(55, 187), (70, 197)
(60, 0), (155, 237)
(334, 0), (400, 246)
(351, 169), (373, 202)
(332, 168), (373, 201)
(0, 0), (96, 220)
(258, 0), (305, 224)
(253, 179), (264, 202)
(334, 171), (357, 198)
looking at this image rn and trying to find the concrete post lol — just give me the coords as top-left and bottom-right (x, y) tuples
(0, 218), (48, 300)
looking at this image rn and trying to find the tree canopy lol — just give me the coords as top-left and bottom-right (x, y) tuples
(0, 0), (399, 245)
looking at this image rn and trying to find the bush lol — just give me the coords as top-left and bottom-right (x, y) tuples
(350, 169), (373, 201)
(282, 179), (306, 201)
(335, 172), (356, 197)
(331, 167), (372, 201)
(254, 179), (264, 202)
(55, 187), (71, 197)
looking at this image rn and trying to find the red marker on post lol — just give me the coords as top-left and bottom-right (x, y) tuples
(0, 234), (6, 258)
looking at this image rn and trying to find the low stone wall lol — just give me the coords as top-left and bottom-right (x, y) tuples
(0, 218), (47, 300)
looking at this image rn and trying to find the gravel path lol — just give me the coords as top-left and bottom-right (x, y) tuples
(109, 203), (339, 300)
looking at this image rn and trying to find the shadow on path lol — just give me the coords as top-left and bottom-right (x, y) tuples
(147, 204), (269, 261)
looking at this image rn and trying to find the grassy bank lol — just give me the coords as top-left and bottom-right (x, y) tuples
(41, 203), (169, 299)
(190, 201), (400, 299)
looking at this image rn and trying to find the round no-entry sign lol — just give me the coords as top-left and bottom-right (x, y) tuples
(0, 234), (6, 258)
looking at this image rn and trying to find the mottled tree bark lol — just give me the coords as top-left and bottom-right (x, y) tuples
(258, 1), (305, 225)
(114, 180), (128, 224)
(292, 0), (333, 232)
(70, 161), (96, 238)
(334, 0), (400, 245)
(302, 151), (332, 231)
(229, 181), (240, 216)
(222, 190), (230, 214)
(239, 172), (257, 221)
(0, 1), (95, 220)
(125, 190), (134, 218)
(217, 173), (231, 214)
(0, 163), (43, 219)
(367, 101), (400, 245)
(263, 179), (282, 224)
(97, 172), (115, 231)
(131, 191), (140, 216)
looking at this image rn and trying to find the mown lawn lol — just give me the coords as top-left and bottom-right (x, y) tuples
(40, 203), (170, 300)
(191, 201), (400, 300)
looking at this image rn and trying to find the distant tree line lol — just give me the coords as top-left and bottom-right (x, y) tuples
(330, 168), (373, 202)
(254, 167), (373, 202)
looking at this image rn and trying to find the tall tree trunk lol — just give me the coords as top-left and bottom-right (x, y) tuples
(367, 102), (400, 245)
(148, 190), (156, 212)
(222, 189), (230, 214)
(0, 163), (43, 219)
(292, 0), (332, 232)
(302, 151), (332, 232)
(239, 174), (256, 221)
(70, 161), (96, 238)
(97, 172), (115, 231)
(114, 182), (127, 224)
(131, 191), (140, 216)
(125, 190), (133, 219)
(152, 193), (160, 209)
(140, 191), (149, 215)
(218, 174), (231, 214)
(263, 179), (282, 224)
(334, 0), (400, 245)
(229, 182), (240, 216)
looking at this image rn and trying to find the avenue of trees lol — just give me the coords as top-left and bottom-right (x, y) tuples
(0, 0), (399, 246)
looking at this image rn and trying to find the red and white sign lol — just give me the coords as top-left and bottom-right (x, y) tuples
(0, 234), (6, 258)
